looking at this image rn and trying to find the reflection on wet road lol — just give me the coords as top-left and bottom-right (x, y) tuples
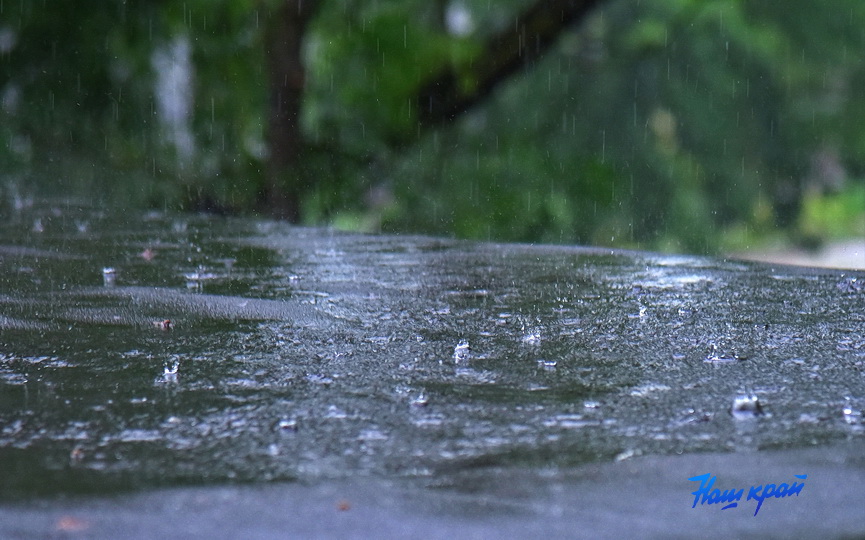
(0, 204), (863, 501)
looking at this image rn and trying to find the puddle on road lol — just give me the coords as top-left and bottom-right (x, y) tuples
(0, 203), (863, 499)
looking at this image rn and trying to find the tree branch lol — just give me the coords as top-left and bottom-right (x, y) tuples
(417, 0), (603, 128)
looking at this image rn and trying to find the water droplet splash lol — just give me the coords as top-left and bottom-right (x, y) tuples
(161, 358), (180, 383)
(453, 340), (470, 362)
(537, 359), (557, 371)
(837, 276), (862, 293)
(842, 397), (862, 425)
(627, 305), (648, 319)
(102, 267), (116, 287)
(614, 448), (641, 462)
(842, 407), (861, 425)
(275, 418), (299, 432)
(705, 343), (743, 363)
(325, 405), (348, 419)
(410, 393), (429, 407)
(521, 331), (541, 346)
(731, 394), (764, 419)
(184, 266), (221, 289)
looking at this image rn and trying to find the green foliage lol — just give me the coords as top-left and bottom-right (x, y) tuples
(3, 0), (865, 255)
(0, 0), (268, 211)
(305, 0), (481, 149)
(376, 0), (865, 252)
(800, 183), (865, 240)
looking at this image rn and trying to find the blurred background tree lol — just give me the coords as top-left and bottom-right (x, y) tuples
(1, 0), (863, 254)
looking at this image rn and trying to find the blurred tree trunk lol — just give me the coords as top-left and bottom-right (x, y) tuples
(263, 0), (320, 222)
(261, 0), (601, 221)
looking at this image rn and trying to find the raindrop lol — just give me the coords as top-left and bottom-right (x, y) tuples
(704, 343), (741, 363)
(614, 449), (640, 462)
(102, 267), (117, 287)
(306, 374), (333, 386)
(842, 407), (861, 425)
(537, 359), (557, 371)
(843, 396), (862, 425)
(521, 331), (541, 346)
(325, 405), (348, 419)
(627, 305), (647, 319)
(837, 276), (862, 293)
(184, 266), (220, 289)
(276, 418), (298, 432)
(453, 339), (470, 361)
(545, 414), (589, 429)
(358, 428), (388, 442)
(161, 358), (180, 384)
(731, 394), (763, 419)
(797, 413), (820, 425)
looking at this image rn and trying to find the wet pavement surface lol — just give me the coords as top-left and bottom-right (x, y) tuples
(0, 203), (863, 537)
(2, 443), (863, 539)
